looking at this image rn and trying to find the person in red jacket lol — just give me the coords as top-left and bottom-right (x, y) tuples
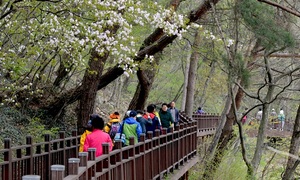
(83, 114), (113, 157)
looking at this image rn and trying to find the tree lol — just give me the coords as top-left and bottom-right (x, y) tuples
(0, 0), (189, 126)
(282, 104), (300, 180)
(203, 0), (298, 177)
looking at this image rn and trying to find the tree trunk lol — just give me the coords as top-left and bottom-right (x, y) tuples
(128, 54), (158, 110)
(185, 30), (202, 117)
(282, 104), (300, 180)
(77, 49), (109, 131)
(203, 84), (240, 179)
(181, 44), (191, 111)
(251, 55), (275, 173)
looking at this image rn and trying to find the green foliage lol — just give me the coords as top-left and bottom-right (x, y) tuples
(222, 52), (251, 88)
(238, 0), (295, 50)
(0, 107), (27, 146)
(0, 107), (60, 147)
(24, 117), (60, 142)
(213, 151), (248, 180)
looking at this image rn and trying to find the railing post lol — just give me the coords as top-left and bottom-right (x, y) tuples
(113, 140), (123, 180)
(72, 130), (78, 158)
(79, 152), (88, 167)
(44, 134), (51, 180)
(147, 131), (154, 178)
(169, 127), (175, 173)
(26, 136), (34, 175)
(147, 131), (153, 140)
(3, 138), (12, 180)
(139, 134), (146, 179)
(129, 136), (135, 157)
(88, 148), (96, 161)
(22, 175), (41, 180)
(102, 143), (110, 168)
(155, 129), (160, 137)
(59, 131), (66, 166)
(160, 128), (167, 177)
(129, 137), (136, 180)
(161, 128), (167, 135)
(51, 165), (65, 180)
(78, 152), (88, 180)
(88, 148), (96, 178)
(140, 134), (146, 153)
(68, 158), (80, 175)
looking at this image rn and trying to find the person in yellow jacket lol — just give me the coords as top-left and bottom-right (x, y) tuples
(104, 112), (121, 135)
(79, 119), (92, 152)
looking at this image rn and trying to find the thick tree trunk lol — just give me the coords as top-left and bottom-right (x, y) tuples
(77, 49), (108, 131)
(282, 104), (300, 180)
(185, 30), (202, 117)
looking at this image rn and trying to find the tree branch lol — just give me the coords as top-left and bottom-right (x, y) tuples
(257, 0), (300, 18)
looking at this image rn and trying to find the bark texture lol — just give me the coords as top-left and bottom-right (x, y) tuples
(282, 104), (300, 180)
(77, 49), (108, 130)
(185, 30), (202, 117)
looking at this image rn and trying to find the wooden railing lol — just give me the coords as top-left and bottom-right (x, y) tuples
(179, 112), (219, 137)
(192, 113), (219, 136)
(0, 131), (78, 180)
(0, 113), (220, 180)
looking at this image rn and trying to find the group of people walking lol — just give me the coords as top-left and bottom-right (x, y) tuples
(79, 102), (180, 157)
(255, 108), (286, 131)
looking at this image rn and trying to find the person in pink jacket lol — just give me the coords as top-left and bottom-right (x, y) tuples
(83, 114), (113, 157)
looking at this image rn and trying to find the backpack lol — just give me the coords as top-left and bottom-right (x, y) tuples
(109, 122), (121, 139)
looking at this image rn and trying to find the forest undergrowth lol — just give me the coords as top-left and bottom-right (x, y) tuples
(190, 124), (295, 180)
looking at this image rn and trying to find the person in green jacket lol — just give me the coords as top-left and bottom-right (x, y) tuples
(159, 103), (174, 132)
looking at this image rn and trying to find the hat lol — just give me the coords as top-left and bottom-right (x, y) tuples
(129, 110), (137, 117)
(110, 112), (120, 119)
(272, 109), (275, 111)
(126, 110), (131, 117)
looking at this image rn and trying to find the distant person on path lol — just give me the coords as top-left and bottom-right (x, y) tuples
(136, 110), (152, 133)
(119, 110), (142, 145)
(79, 120), (92, 152)
(196, 107), (205, 114)
(241, 113), (247, 125)
(241, 108), (248, 125)
(256, 108), (263, 122)
(168, 101), (180, 126)
(83, 114), (113, 157)
(278, 108), (285, 131)
(144, 105), (161, 136)
(159, 103), (174, 132)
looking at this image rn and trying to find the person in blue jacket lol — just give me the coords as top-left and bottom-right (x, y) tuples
(119, 110), (142, 146)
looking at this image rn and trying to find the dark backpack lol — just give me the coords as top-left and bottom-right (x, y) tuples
(109, 122), (121, 139)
